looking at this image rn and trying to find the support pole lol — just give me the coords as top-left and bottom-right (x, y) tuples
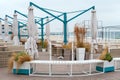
(18, 23), (20, 40)
(41, 18), (44, 48)
(63, 13), (68, 44)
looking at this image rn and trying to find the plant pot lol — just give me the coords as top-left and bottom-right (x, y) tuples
(42, 48), (46, 52)
(96, 60), (114, 73)
(38, 45), (42, 51)
(85, 52), (90, 60)
(64, 49), (71, 60)
(12, 61), (32, 75)
(76, 48), (85, 60)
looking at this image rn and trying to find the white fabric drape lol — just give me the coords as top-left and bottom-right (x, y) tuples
(91, 10), (97, 41)
(0, 21), (3, 39)
(34, 24), (39, 40)
(4, 17), (10, 42)
(46, 18), (50, 40)
(25, 6), (38, 59)
(13, 13), (20, 45)
(91, 10), (98, 59)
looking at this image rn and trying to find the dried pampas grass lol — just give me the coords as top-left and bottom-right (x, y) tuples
(74, 24), (87, 48)
(8, 52), (32, 72)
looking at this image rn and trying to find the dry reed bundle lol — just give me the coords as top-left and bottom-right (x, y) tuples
(62, 42), (72, 49)
(99, 46), (108, 60)
(8, 52), (32, 72)
(74, 24), (86, 48)
(38, 40), (48, 48)
(84, 42), (91, 52)
(99, 46), (113, 62)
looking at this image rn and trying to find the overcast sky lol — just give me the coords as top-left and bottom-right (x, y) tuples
(0, 0), (120, 32)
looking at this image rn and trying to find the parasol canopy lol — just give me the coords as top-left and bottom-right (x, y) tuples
(4, 17), (10, 42)
(12, 13), (20, 45)
(0, 21), (3, 39)
(91, 10), (98, 59)
(45, 18), (50, 40)
(91, 10), (97, 41)
(25, 6), (38, 59)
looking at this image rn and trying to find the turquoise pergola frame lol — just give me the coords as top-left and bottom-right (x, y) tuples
(14, 10), (64, 47)
(5, 15), (26, 39)
(30, 2), (95, 44)
(0, 17), (12, 34)
(0, 17), (12, 25)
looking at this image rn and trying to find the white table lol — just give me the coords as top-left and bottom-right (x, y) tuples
(29, 59), (104, 77)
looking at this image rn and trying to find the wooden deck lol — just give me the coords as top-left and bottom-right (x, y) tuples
(0, 52), (120, 80)
(0, 67), (120, 80)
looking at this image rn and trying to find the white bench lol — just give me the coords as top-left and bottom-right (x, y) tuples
(113, 58), (120, 71)
(29, 59), (104, 77)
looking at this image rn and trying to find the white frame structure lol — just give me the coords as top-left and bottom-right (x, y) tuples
(28, 60), (104, 77)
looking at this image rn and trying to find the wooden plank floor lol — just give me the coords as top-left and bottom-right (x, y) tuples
(0, 52), (120, 80)
(0, 68), (120, 80)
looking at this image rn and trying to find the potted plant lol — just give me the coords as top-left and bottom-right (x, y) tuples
(37, 40), (48, 52)
(84, 42), (91, 60)
(62, 42), (72, 60)
(62, 42), (72, 49)
(37, 40), (42, 51)
(41, 40), (48, 52)
(96, 47), (114, 72)
(74, 24), (89, 60)
(8, 51), (32, 75)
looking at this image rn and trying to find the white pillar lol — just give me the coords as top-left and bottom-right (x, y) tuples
(90, 10), (97, 59)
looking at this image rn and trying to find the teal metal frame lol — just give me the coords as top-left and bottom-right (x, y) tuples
(0, 18), (12, 34)
(14, 10), (45, 47)
(14, 10), (64, 47)
(30, 2), (95, 44)
(0, 17), (12, 24)
(5, 15), (26, 39)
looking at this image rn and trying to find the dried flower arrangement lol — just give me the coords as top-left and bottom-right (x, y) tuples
(74, 24), (86, 47)
(74, 24), (91, 52)
(38, 40), (48, 48)
(99, 47), (113, 62)
(62, 42), (72, 49)
(8, 51), (32, 72)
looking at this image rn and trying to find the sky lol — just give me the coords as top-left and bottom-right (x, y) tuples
(0, 0), (120, 32)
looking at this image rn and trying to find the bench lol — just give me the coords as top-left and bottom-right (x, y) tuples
(113, 58), (120, 71)
(28, 59), (104, 77)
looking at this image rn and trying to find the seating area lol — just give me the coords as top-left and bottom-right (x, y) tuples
(11, 57), (120, 77)
(1, 39), (120, 77)
(0, 1), (120, 79)
(29, 60), (104, 76)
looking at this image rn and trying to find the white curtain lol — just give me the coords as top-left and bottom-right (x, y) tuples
(91, 10), (98, 59)
(25, 6), (38, 59)
(34, 24), (39, 40)
(13, 13), (20, 45)
(4, 17), (10, 42)
(0, 21), (3, 39)
(91, 10), (97, 41)
(46, 18), (50, 40)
